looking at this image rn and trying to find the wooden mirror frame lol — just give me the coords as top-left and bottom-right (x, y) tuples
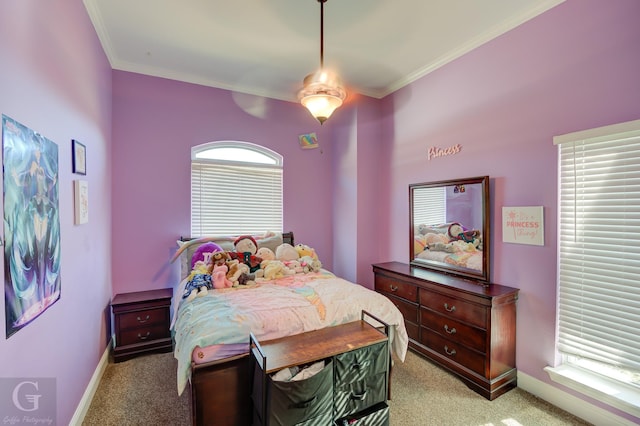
(409, 176), (490, 283)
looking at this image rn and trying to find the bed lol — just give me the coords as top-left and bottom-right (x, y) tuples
(170, 232), (408, 425)
(413, 222), (483, 272)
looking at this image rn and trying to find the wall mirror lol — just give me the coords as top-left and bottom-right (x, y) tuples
(410, 176), (490, 283)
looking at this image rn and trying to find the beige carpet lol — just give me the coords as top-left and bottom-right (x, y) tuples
(83, 350), (591, 425)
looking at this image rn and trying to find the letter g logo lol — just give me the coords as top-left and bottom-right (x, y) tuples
(12, 381), (41, 412)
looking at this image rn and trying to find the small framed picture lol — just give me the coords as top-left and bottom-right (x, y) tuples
(74, 180), (89, 225)
(72, 139), (86, 175)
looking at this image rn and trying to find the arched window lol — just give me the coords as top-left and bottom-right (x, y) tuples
(191, 141), (283, 236)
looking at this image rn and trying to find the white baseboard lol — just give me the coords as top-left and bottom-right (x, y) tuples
(518, 370), (636, 426)
(69, 339), (111, 426)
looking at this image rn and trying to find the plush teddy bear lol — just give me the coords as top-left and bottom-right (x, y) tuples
(295, 244), (318, 260)
(210, 251), (230, 267)
(254, 247), (276, 278)
(263, 260), (294, 280)
(211, 263), (233, 289)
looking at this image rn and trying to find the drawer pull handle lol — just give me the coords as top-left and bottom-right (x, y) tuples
(351, 363), (362, 370)
(444, 303), (456, 313)
(137, 332), (151, 340)
(444, 325), (456, 335)
(444, 345), (457, 356)
(390, 285), (398, 292)
(137, 315), (150, 323)
(350, 390), (368, 401)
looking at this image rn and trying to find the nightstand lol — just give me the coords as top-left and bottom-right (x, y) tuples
(111, 288), (173, 363)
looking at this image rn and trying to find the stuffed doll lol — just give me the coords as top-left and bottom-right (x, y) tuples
(230, 235), (262, 273)
(211, 263), (233, 289)
(183, 265), (213, 301)
(448, 222), (481, 247)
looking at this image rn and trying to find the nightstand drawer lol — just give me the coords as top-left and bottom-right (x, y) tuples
(119, 308), (168, 329)
(111, 288), (173, 362)
(119, 324), (171, 347)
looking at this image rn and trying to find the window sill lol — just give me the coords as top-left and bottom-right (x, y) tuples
(545, 364), (640, 419)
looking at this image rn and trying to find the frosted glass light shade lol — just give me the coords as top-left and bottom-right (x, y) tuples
(298, 69), (346, 124)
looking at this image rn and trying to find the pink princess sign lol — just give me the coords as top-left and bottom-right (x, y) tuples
(502, 206), (544, 246)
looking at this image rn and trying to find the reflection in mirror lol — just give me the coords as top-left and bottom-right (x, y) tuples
(410, 176), (490, 283)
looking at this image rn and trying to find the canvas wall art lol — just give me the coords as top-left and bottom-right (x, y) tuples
(2, 114), (61, 338)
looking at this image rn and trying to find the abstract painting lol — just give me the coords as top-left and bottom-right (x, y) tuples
(2, 115), (61, 338)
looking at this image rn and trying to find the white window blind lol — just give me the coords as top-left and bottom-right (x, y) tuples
(413, 186), (446, 225)
(555, 119), (640, 377)
(191, 142), (283, 237)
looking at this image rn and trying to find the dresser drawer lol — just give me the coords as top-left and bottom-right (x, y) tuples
(419, 329), (486, 376)
(118, 308), (168, 329)
(384, 294), (418, 323)
(375, 276), (418, 302)
(405, 321), (419, 342)
(420, 308), (486, 352)
(119, 324), (171, 347)
(419, 291), (486, 329)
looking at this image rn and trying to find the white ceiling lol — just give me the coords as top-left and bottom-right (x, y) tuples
(84, 0), (564, 102)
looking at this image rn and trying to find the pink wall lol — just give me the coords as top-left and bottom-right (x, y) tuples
(0, 1), (112, 424)
(111, 72), (337, 294)
(2, 0), (637, 422)
(381, 0), (640, 421)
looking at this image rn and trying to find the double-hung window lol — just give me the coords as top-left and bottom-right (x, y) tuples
(549, 119), (640, 417)
(191, 141), (283, 237)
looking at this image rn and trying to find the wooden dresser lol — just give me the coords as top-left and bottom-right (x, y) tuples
(111, 288), (173, 362)
(372, 261), (519, 400)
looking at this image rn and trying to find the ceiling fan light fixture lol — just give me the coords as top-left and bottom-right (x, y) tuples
(298, 69), (346, 124)
(299, 0), (346, 125)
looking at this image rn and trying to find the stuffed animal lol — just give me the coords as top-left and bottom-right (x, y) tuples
(299, 255), (322, 273)
(256, 247), (275, 261)
(191, 242), (223, 269)
(183, 272), (212, 301)
(231, 235), (262, 273)
(210, 251), (231, 267)
(428, 242), (455, 253)
(276, 243), (299, 262)
(263, 260), (294, 280)
(448, 222), (481, 247)
(254, 247), (276, 278)
(284, 259), (303, 274)
(211, 264), (233, 289)
(295, 244), (318, 260)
